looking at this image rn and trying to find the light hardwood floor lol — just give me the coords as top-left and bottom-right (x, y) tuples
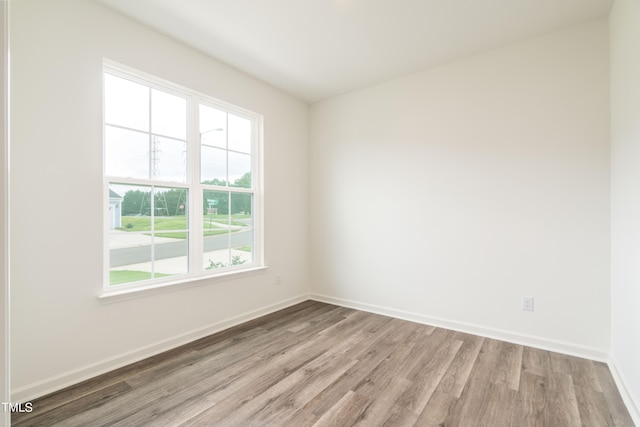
(12, 301), (635, 426)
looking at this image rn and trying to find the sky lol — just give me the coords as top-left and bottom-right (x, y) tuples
(104, 72), (252, 186)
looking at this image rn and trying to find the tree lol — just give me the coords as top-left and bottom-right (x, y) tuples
(156, 188), (187, 216)
(119, 188), (187, 216)
(200, 173), (252, 215)
(232, 172), (251, 189)
(121, 189), (145, 215)
(231, 193), (251, 215)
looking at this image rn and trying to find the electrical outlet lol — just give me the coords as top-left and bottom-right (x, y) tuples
(521, 296), (534, 312)
(275, 275), (281, 286)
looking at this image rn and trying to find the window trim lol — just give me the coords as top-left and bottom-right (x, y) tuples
(101, 59), (264, 297)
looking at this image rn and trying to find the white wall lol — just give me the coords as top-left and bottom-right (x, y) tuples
(610, 0), (640, 423)
(10, 0), (309, 400)
(310, 19), (611, 358)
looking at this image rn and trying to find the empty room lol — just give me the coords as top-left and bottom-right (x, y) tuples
(2, 0), (639, 425)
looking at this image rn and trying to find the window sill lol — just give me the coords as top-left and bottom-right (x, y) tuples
(99, 266), (269, 304)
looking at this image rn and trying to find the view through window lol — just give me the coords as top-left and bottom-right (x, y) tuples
(104, 63), (262, 291)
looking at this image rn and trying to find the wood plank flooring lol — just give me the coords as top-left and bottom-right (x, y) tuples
(12, 301), (635, 426)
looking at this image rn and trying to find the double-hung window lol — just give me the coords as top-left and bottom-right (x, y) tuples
(103, 61), (262, 293)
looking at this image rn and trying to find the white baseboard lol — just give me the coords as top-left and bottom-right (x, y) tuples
(310, 293), (609, 362)
(12, 293), (310, 402)
(609, 358), (640, 426)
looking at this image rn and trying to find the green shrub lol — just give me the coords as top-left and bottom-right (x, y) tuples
(205, 255), (247, 270)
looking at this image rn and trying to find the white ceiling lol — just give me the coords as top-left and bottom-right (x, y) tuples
(98, 0), (613, 103)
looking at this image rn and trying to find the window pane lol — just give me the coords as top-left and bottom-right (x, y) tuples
(200, 104), (227, 149)
(231, 243), (252, 267)
(204, 248), (230, 270)
(230, 192), (252, 217)
(105, 126), (149, 179)
(228, 113), (251, 154)
(230, 192), (253, 265)
(201, 146), (227, 185)
(152, 187), (189, 277)
(153, 186), (188, 221)
(152, 136), (187, 183)
(104, 73), (149, 131)
(228, 152), (251, 188)
(203, 190), (228, 223)
(109, 184), (153, 285)
(108, 184), (189, 286)
(109, 248), (153, 286)
(153, 232), (189, 277)
(203, 190), (230, 270)
(110, 183), (153, 218)
(152, 89), (187, 140)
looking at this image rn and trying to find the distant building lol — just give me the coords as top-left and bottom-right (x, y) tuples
(109, 189), (123, 229)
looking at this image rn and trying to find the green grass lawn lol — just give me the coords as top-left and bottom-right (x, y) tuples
(110, 270), (172, 285)
(118, 215), (248, 239)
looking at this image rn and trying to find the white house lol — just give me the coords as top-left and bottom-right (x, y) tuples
(108, 189), (123, 230)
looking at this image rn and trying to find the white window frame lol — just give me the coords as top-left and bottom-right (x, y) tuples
(101, 60), (264, 298)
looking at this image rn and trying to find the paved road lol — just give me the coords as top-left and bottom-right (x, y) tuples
(110, 231), (252, 267)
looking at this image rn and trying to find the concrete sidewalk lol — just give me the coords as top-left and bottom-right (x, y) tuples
(108, 229), (252, 275)
(108, 230), (180, 249)
(109, 221), (247, 249)
(110, 248), (252, 275)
